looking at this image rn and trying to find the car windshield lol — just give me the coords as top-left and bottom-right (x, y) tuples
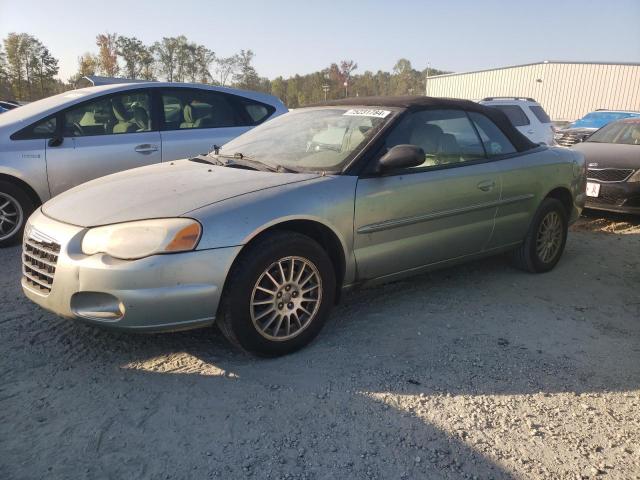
(217, 107), (396, 172)
(586, 122), (640, 145)
(569, 111), (640, 129)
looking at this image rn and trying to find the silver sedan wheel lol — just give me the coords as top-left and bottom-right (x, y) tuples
(0, 192), (23, 242)
(536, 211), (563, 263)
(250, 256), (323, 342)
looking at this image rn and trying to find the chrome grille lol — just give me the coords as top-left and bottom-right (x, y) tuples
(555, 132), (590, 147)
(22, 231), (60, 294)
(587, 168), (634, 183)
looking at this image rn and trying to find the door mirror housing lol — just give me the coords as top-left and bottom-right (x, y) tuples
(48, 136), (63, 147)
(377, 144), (425, 172)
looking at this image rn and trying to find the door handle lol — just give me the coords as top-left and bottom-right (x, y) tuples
(477, 180), (496, 192)
(527, 130), (535, 134)
(134, 144), (159, 154)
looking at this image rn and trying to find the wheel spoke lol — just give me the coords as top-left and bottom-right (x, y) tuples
(256, 285), (276, 295)
(265, 271), (280, 288)
(289, 258), (295, 282)
(255, 306), (275, 321)
(262, 311), (279, 331)
(278, 262), (286, 283)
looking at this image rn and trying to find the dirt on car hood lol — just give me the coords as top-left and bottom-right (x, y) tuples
(42, 159), (320, 227)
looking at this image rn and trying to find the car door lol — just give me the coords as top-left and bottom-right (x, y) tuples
(158, 88), (252, 161)
(353, 109), (502, 281)
(466, 111), (540, 248)
(45, 89), (160, 196)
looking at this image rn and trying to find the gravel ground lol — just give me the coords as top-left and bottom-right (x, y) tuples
(1, 212), (639, 480)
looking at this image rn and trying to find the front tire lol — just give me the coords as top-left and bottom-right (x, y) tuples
(511, 198), (568, 273)
(217, 231), (336, 356)
(0, 181), (35, 248)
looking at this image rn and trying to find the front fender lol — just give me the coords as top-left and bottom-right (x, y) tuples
(187, 175), (359, 284)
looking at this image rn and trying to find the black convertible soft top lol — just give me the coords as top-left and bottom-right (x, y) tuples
(313, 95), (538, 152)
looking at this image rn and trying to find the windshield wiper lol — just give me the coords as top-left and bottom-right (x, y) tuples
(190, 155), (225, 166)
(212, 152), (303, 173)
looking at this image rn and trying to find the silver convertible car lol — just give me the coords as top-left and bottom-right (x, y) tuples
(22, 97), (586, 356)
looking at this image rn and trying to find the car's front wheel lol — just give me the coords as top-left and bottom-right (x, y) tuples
(0, 181), (35, 248)
(511, 198), (568, 273)
(217, 231), (336, 356)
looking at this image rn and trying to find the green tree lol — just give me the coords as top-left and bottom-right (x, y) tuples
(152, 36), (184, 81)
(96, 33), (119, 76)
(115, 35), (147, 78)
(4, 32), (59, 100)
(233, 49), (260, 90)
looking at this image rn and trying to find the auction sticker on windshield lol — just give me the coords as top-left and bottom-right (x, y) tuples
(343, 109), (391, 118)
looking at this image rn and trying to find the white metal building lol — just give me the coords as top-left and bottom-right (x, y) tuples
(424, 61), (640, 121)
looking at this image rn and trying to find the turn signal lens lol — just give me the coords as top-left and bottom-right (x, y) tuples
(165, 222), (202, 252)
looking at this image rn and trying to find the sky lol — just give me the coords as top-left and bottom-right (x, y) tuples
(1, 0), (639, 81)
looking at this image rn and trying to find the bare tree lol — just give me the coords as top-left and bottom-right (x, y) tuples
(214, 55), (238, 86)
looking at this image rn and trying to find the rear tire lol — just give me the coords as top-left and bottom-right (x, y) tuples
(217, 231), (336, 357)
(0, 181), (35, 248)
(511, 198), (568, 273)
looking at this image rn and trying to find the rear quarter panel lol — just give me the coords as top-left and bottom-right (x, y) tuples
(488, 147), (585, 248)
(0, 137), (50, 202)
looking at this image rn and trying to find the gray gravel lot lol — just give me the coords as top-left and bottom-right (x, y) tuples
(1, 212), (639, 480)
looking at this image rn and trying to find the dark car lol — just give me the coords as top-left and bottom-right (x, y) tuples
(0, 100), (20, 110)
(555, 110), (640, 147)
(572, 118), (640, 214)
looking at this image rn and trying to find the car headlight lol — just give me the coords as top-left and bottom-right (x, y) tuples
(82, 218), (202, 260)
(628, 170), (640, 183)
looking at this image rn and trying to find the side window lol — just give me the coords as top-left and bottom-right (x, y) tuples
(235, 97), (276, 125)
(384, 109), (485, 168)
(469, 112), (517, 157)
(529, 105), (551, 124)
(63, 91), (152, 137)
(161, 89), (241, 130)
(11, 116), (57, 140)
(490, 105), (530, 126)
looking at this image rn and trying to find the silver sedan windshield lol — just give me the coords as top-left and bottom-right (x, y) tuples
(218, 107), (396, 171)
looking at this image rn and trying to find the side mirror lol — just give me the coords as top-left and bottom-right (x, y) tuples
(377, 144), (425, 172)
(48, 136), (63, 147)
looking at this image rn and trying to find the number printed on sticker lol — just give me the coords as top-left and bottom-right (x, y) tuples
(343, 109), (391, 118)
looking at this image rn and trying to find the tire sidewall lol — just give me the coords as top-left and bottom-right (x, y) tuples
(220, 233), (336, 356)
(527, 199), (568, 273)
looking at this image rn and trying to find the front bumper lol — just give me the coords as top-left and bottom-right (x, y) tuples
(21, 209), (242, 332)
(585, 181), (640, 215)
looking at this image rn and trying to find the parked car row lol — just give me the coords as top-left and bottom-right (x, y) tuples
(477, 99), (639, 215)
(555, 110), (640, 146)
(0, 82), (287, 246)
(15, 93), (585, 356)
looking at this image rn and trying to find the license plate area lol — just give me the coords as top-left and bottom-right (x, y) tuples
(586, 182), (600, 198)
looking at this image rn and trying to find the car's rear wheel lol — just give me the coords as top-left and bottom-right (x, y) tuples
(0, 181), (35, 248)
(217, 231), (336, 356)
(511, 198), (568, 273)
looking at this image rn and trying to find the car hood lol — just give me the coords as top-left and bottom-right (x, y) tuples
(42, 160), (321, 227)
(571, 142), (640, 169)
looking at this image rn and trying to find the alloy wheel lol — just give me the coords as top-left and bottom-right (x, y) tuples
(250, 256), (323, 341)
(0, 192), (23, 242)
(536, 211), (563, 263)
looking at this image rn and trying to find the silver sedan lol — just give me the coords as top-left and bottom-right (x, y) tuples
(0, 82), (286, 246)
(21, 97), (586, 356)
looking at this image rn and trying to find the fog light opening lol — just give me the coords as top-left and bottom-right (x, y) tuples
(71, 292), (125, 321)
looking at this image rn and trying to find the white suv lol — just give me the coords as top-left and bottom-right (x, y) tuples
(479, 97), (554, 145)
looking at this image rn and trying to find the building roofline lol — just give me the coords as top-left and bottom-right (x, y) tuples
(425, 61), (640, 79)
